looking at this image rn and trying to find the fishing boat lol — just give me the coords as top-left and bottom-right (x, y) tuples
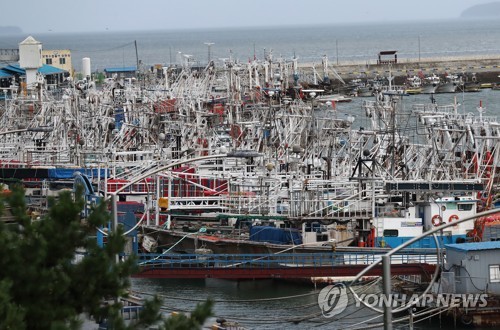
(459, 72), (481, 92)
(420, 74), (441, 94)
(404, 75), (422, 94)
(435, 73), (463, 93)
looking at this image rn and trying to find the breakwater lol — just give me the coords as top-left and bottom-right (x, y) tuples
(300, 55), (500, 84)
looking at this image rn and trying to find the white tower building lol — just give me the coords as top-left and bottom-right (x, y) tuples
(19, 36), (42, 85)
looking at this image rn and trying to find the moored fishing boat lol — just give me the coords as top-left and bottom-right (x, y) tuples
(420, 74), (441, 94)
(435, 73), (463, 93)
(404, 75), (422, 94)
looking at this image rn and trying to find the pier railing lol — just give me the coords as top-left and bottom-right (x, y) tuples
(136, 251), (441, 269)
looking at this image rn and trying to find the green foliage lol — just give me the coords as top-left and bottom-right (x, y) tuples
(0, 185), (214, 329)
(0, 185), (162, 329)
(163, 299), (214, 330)
(95, 72), (105, 85)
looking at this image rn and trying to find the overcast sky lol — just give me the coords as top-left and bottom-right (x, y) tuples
(4, 0), (495, 33)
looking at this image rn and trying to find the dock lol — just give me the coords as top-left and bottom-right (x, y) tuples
(133, 252), (437, 280)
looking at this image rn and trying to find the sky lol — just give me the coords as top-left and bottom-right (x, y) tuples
(2, 0), (496, 33)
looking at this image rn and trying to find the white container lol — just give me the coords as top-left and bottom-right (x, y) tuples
(82, 57), (91, 78)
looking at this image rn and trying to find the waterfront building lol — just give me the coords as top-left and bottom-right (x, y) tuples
(104, 66), (137, 79)
(41, 49), (73, 76)
(445, 241), (500, 295)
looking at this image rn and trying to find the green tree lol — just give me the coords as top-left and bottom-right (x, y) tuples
(0, 185), (213, 329)
(0, 186), (160, 329)
(163, 299), (214, 330)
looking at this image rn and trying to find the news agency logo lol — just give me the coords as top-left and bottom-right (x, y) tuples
(318, 284), (488, 319)
(353, 293), (488, 309)
(317, 283), (349, 318)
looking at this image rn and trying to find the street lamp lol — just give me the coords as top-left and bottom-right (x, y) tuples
(336, 39), (339, 65)
(204, 42), (214, 63)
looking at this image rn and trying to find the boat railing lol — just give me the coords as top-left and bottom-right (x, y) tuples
(222, 178), (283, 214)
(286, 180), (385, 219)
(136, 251), (441, 270)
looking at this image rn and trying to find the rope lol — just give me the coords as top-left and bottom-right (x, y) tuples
(133, 289), (319, 303)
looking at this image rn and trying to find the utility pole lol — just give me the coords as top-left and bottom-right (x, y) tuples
(134, 40), (139, 70)
(336, 39), (339, 65)
(418, 36), (421, 63)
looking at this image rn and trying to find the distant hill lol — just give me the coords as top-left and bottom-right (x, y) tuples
(0, 26), (23, 35)
(461, 2), (500, 18)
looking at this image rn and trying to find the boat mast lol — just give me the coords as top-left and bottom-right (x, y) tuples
(134, 40), (139, 70)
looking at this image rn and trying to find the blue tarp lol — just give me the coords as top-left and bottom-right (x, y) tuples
(249, 226), (302, 245)
(47, 168), (110, 179)
(115, 108), (124, 129)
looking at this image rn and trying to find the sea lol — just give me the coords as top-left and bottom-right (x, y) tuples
(4, 19), (500, 329)
(2, 18), (500, 72)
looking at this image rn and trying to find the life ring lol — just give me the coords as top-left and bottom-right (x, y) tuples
(449, 214), (459, 228)
(449, 214), (459, 224)
(432, 215), (442, 226)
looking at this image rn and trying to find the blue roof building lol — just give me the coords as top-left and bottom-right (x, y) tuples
(104, 66), (137, 79)
(445, 241), (500, 294)
(0, 68), (15, 88)
(0, 69), (13, 78)
(0, 63), (68, 87)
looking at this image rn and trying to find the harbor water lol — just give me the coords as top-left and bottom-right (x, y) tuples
(131, 277), (385, 329)
(130, 277), (490, 329)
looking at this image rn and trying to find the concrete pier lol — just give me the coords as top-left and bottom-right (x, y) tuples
(300, 55), (500, 83)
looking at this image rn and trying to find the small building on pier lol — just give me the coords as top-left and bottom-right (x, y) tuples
(0, 68), (14, 88)
(0, 64), (68, 88)
(104, 66), (137, 79)
(377, 50), (398, 65)
(445, 241), (500, 294)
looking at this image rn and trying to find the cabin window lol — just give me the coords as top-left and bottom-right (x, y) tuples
(383, 229), (399, 237)
(59, 57), (66, 65)
(317, 234), (329, 242)
(490, 265), (500, 283)
(458, 203), (473, 211)
(46, 58), (52, 65)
